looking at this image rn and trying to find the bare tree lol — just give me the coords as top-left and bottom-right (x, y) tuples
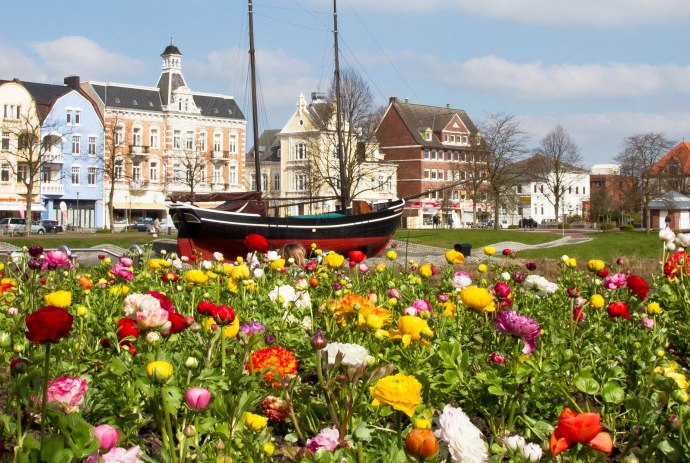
(615, 133), (675, 232)
(102, 115), (128, 232)
(174, 149), (207, 196)
(533, 125), (584, 220)
(480, 113), (531, 229)
(309, 68), (392, 208)
(1, 105), (65, 235)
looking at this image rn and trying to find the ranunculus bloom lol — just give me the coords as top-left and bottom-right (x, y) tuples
(94, 424), (120, 451)
(261, 395), (290, 423)
(444, 249), (465, 264)
(642, 317), (655, 329)
(44, 290), (72, 308)
(460, 286), (494, 311)
(586, 259), (605, 273)
(184, 269), (209, 285)
(388, 315), (434, 348)
(44, 376), (88, 411)
(482, 246), (495, 256)
(494, 310), (541, 354)
(185, 387), (212, 411)
(324, 342), (369, 366)
(370, 373), (423, 417)
(626, 274), (649, 299)
(136, 307), (171, 332)
(590, 294), (605, 309)
(550, 408), (613, 456)
(116, 318), (140, 344)
(99, 445), (143, 463)
(323, 252), (345, 268)
(25, 306), (74, 344)
(146, 361), (174, 383)
(166, 312), (187, 335)
(435, 404), (488, 462)
(245, 234), (269, 254)
(111, 264), (134, 281)
(664, 251), (690, 279)
(247, 346), (298, 386)
(41, 250), (73, 270)
(418, 263), (436, 278)
(213, 305), (235, 325)
(347, 250), (366, 263)
(493, 282), (511, 299)
(243, 412), (268, 431)
(489, 352), (506, 365)
(146, 291), (174, 313)
(306, 427), (340, 453)
(607, 301), (631, 320)
(603, 273), (627, 290)
(405, 428), (439, 461)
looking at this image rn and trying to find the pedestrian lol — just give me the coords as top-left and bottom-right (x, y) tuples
(433, 215), (440, 229)
(153, 216), (161, 234)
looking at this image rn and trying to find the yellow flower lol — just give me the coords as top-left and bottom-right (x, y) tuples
(185, 269), (209, 285)
(386, 250), (397, 261)
(565, 258), (577, 268)
(370, 373), (423, 417)
(375, 263), (387, 273)
(270, 259), (285, 271)
(590, 294), (605, 309)
(231, 264), (250, 280)
(324, 252), (345, 268)
(263, 442), (275, 456)
(243, 412), (268, 431)
(667, 372), (689, 390)
(146, 360), (174, 383)
(418, 263), (435, 278)
(358, 305), (392, 330)
(216, 456), (233, 463)
(460, 286), (493, 311)
(438, 300), (457, 317)
(390, 315), (434, 348)
(147, 258), (170, 270)
(76, 305), (89, 317)
(647, 302), (662, 314)
(415, 419), (432, 429)
(203, 316), (240, 339)
(477, 263), (488, 273)
(444, 249), (465, 264)
(218, 263), (233, 275)
(226, 278), (238, 293)
(482, 246), (495, 256)
(206, 270), (218, 280)
(586, 259), (605, 273)
(0, 263), (4, 272)
(109, 285), (129, 297)
(44, 290), (72, 308)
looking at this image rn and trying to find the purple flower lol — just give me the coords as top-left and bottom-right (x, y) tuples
(512, 272), (526, 283)
(494, 310), (541, 354)
(306, 427), (340, 452)
(437, 293), (450, 302)
(119, 256), (133, 267)
(526, 262), (537, 271)
(28, 245), (43, 257)
(493, 282), (511, 299)
(239, 321), (266, 337)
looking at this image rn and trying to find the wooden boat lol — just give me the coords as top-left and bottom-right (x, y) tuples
(168, 0), (403, 260)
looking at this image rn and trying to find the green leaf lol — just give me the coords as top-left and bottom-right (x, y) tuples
(657, 439), (683, 463)
(488, 385), (507, 396)
(574, 369), (600, 395)
(353, 422), (373, 441)
(161, 385), (183, 416)
(601, 382), (626, 404)
(41, 435), (65, 462)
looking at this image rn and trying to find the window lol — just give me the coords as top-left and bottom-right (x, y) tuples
(293, 174), (306, 191)
(72, 135), (81, 155)
(1, 132), (9, 150)
(198, 132), (206, 152)
(132, 127), (142, 146)
(114, 126), (124, 146)
(173, 130), (181, 149)
(0, 163), (10, 182)
(74, 110), (81, 125)
(424, 149), (430, 159)
(431, 150), (437, 160)
(88, 136), (97, 155)
(185, 131), (194, 150)
(431, 170), (437, 179)
(173, 163), (183, 181)
(88, 167), (96, 186)
(444, 134), (448, 142)
(228, 165), (237, 185)
(533, 184), (537, 193)
(293, 143), (307, 160)
(379, 174), (391, 193)
(132, 164), (142, 183)
(17, 164), (28, 183)
(273, 173), (280, 190)
(213, 132), (222, 152)
(439, 150), (444, 161)
(18, 133), (34, 150)
(3, 104), (21, 119)
(150, 127), (160, 149)
(582, 187), (586, 195)
(199, 165), (207, 184)
(71, 166), (80, 185)
(438, 170), (444, 180)
(66, 110), (72, 124)
(114, 161), (123, 180)
(213, 165), (223, 184)
(149, 160), (159, 182)
(229, 133), (237, 154)
(423, 169), (430, 179)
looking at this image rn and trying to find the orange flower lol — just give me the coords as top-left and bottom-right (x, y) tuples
(334, 294), (376, 327)
(247, 346), (298, 386)
(550, 408), (613, 456)
(358, 305), (392, 329)
(79, 276), (93, 291)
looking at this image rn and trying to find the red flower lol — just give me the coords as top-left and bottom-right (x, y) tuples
(213, 305), (235, 325)
(550, 407), (613, 456)
(245, 234), (269, 254)
(596, 268), (609, 278)
(247, 346), (298, 386)
(147, 291), (174, 313)
(607, 301), (630, 320)
(626, 274), (649, 299)
(573, 307), (584, 323)
(347, 250), (366, 263)
(116, 318), (140, 344)
(197, 300), (217, 316)
(664, 251), (689, 279)
(167, 312), (187, 335)
(25, 306), (73, 344)
(162, 271), (179, 283)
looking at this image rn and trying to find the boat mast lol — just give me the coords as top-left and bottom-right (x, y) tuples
(248, 0), (262, 192)
(333, 0), (348, 212)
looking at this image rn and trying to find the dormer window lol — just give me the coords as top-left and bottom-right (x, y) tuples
(423, 128), (432, 141)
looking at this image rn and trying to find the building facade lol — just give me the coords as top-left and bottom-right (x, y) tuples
(376, 97), (483, 228)
(82, 43), (247, 227)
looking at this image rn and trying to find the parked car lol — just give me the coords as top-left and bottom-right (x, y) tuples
(39, 219), (63, 233)
(0, 218), (45, 234)
(31, 221), (46, 234)
(132, 218), (155, 232)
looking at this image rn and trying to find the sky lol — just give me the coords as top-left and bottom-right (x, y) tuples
(2, 0), (690, 167)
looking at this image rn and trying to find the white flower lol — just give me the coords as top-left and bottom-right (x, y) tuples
(201, 260), (213, 270)
(123, 293), (161, 317)
(659, 227), (676, 242)
(172, 259), (182, 269)
(294, 278), (309, 291)
(269, 284), (297, 308)
(253, 268), (264, 279)
(560, 255), (569, 262)
(266, 250), (280, 262)
(180, 256), (189, 262)
(667, 241), (677, 251)
(521, 443), (542, 462)
(501, 272), (511, 281)
(294, 291), (312, 309)
(523, 275), (558, 296)
(324, 342), (369, 367)
(213, 252), (224, 262)
(145, 332), (161, 345)
(451, 271), (472, 289)
(505, 435), (525, 452)
(435, 404), (488, 463)
(301, 316), (312, 331)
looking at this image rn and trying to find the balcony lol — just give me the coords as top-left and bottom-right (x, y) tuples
(212, 150), (227, 160)
(130, 180), (148, 192)
(211, 182), (228, 191)
(41, 182), (64, 195)
(130, 145), (149, 156)
(43, 153), (65, 164)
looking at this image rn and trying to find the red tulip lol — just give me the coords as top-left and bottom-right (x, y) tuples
(626, 274), (649, 300)
(245, 234), (269, 254)
(347, 250), (366, 263)
(25, 306), (73, 344)
(607, 301), (631, 320)
(550, 408), (612, 456)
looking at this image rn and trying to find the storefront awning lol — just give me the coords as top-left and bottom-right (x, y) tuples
(112, 202), (167, 211)
(0, 202), (46, 212)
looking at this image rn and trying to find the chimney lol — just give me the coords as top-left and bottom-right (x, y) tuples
(64, 76), (80, 90)
(388, 96), (398, 104)
(404, 98), (409, 103)
(446, 104), (450, 108)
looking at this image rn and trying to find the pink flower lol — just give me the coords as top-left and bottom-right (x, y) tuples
(573, 307), (585, 324)
(119, 257), (133, 267)
(45, 376), (87, 410)
(409, 299), (431, 315)
(41, 250), (73, 271)
(135, 307), (171, 332)
(101, 446), (144, 463)
(493, 282), (511, 299)
(185, 387), (212, 411)
(494, 310), (541, 354)
(111, 264), (133, 281)
(642, 318), (655, 329)
(489, 352), (506, 365)
(358, 263), (370, 273)
(94, 424), (120, 451)
(388, 288), (403, 299)
(146, 291), (174, 313)
(603, 273), (627, 290)
(451, 271), (472, 288)
(306, 427), (340, 452)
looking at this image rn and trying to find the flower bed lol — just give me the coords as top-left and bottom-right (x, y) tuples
(0, 235), (688, 462)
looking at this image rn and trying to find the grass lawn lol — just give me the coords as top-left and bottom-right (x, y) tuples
(0, 231), (158, 250)
(393, 228), (561, 250)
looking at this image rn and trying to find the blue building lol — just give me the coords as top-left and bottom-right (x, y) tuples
(21, 76), (104, 228)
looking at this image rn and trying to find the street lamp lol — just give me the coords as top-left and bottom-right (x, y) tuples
(76, 192), (80, 230)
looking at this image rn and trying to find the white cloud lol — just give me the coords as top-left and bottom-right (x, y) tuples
(399, 52), (690, 101)
(29, 36), (147, 82)
(314, 0), (690, 27)
(0, 42), (47, 82)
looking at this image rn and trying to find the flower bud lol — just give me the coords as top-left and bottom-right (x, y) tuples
(183, 425), (196, 437)
(521, 442), (542, 462)
(185, 357), (199, 369)
(404, 428), (438, 461)
(10, 358), (27, 375)
(505, 434), (525, 452)
(310, 330), (327, 350)
(146, 360), (174, 383)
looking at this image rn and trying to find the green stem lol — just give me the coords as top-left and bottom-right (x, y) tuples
(285, 391), (305, 443)
(221, 329), (226, 374)
(40, 343), (51, 446)
(161, 388), (178, 463)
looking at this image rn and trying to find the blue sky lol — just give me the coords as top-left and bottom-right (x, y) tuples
(2, 0), (689, 166)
